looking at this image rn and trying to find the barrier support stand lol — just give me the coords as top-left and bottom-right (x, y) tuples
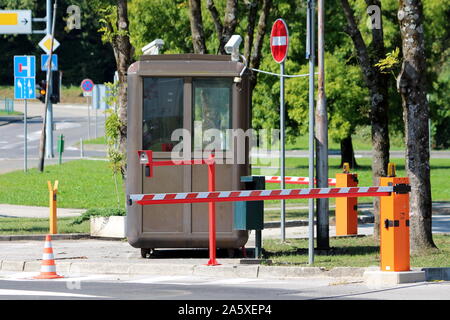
(47, 180), (58, 234)
(137, 150), (220, 266)
(335, 163), (358, 236)
(206, 154), (220, 266)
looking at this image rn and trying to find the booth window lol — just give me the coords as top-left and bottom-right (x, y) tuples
(143, 78), (183, 151)
(193, 78), (232, 151)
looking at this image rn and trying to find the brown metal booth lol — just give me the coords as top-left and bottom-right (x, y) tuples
(126, 54), (251, 257)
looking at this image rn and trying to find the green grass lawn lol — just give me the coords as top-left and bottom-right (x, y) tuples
(0, 217), (89, 235)
(0, 85), (86, 104)
(0, 157), (447, 210)
(286, 126), (407, 151)
(253, 157), (450, 206)
(263, 234), (450, 268)
(0, 110), (22, 116)
(0, 159), (125, 209)
(83, 136), (107, 145)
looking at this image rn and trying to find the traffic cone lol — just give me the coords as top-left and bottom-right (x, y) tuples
(33, 235), (64, 279)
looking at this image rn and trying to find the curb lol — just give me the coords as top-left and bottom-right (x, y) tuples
(0, 233), (91, 241)
(0, 116), (40, 126)
(1, 259), (448, 281)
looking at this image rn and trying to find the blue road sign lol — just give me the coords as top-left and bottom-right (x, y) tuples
(14, 56), (36, 77)
(41, 54), (58, 71)
(14, 77), (36, 99)
(81, 79), (94, 92)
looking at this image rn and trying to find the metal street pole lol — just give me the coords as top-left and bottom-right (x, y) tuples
(24, 100), (27, 172)
(38, 0), (57, 171)
(87, 96), (91, 140)
(45, 0), (54, 158)
(280, 61), (286, 242)
(307, 0), (316, 265)
(316, 0), (329, 250)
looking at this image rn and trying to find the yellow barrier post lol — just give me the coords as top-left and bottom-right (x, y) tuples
(48, 180), (59, 234)
(335, 163), (359, 236)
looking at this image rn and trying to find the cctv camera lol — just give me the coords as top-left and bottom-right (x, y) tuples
(225, 35), (242, 54)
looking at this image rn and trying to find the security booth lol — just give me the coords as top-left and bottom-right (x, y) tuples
(126, 54), (252, 256)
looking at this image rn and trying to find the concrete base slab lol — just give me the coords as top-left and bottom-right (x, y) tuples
(363, 270), (426, 287)
(90, 216), (125, 238)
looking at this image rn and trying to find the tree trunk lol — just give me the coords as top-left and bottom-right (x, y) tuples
(397, 0), (436, 252)
(115, 0), (134, 179)
(248, 0), (272, 93)
(188, 0), (207, 54)
(340, 136), (357, 169)
(340, 0), (390, 240)
(207, 0), (238, 54)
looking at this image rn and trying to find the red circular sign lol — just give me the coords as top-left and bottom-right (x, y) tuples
(270, 19), (289, 63)
(81, 79), (94, 92)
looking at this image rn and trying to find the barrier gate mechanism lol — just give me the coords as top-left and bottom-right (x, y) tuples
(129, 183), (411, 270)
(137, 150), (220, 266)
(335, 163), (359, 236)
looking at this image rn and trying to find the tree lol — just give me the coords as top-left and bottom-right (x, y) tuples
(397, 0), (436, 252)
(188, 0), (207, 53)
(186, 0), (273, 106)
(98, 0), (134, 179)
(340, 0), (391, 240)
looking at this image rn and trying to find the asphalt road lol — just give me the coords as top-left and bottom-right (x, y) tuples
(0, 102), (106, 173)
(0, 271), (449, 300)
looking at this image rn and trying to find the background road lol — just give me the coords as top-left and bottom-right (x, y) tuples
(0, 102), (106, 173)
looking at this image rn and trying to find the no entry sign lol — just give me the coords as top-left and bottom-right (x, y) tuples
(270, 19), (289, 63)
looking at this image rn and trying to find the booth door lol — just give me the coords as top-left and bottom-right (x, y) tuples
(191, 78), (234, 234)
(141, 77), (186, 233)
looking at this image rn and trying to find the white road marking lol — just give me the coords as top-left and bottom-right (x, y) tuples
(124, 276), (283, 286)
(0, 289), (109, 299)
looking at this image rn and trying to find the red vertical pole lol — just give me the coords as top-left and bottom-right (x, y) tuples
(206, 154), (220, 266)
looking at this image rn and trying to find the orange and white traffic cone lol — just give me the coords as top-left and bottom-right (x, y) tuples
(33, 235), (64, 279)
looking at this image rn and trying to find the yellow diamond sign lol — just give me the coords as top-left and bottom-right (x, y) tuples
(38, 34), (60, 54)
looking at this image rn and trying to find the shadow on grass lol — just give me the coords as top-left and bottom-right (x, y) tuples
(263, 245), (380, 258)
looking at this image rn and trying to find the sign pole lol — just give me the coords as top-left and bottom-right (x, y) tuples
(24, 99), (27, 172)
(280, 61), (286, 242)
(307, 0), (316, 265)
(270, 18), (289, 242)
(87, 95), (91, 140)
(95, 102), (98, 139)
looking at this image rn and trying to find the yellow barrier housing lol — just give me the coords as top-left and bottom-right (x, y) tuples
(379, 175), (410, 272)
(48, 180), (59, 234)
(335, 163), (358, 236)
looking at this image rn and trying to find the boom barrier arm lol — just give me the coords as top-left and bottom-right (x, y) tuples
(128, 184), (410, 206)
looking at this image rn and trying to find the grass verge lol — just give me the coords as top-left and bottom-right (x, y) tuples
(0, 159), (125, 209)
(0, 157), (448, 210)
(0, 110), (22, 116)
(253, 157), (450, 206)
(263, 234), (450, 268)
(0, 217), (89, 235)
(0, 85), (86, 104)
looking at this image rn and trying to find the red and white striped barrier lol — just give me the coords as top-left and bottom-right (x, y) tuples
(264, 176), (336, 186)
(129, 186), (395, 206)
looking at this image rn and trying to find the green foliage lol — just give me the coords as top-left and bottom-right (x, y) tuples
(128, 0), (192, 57)
(103, 81), (125, 207)
(375, 48), (401, 75)
(70, 207), (126, 225)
